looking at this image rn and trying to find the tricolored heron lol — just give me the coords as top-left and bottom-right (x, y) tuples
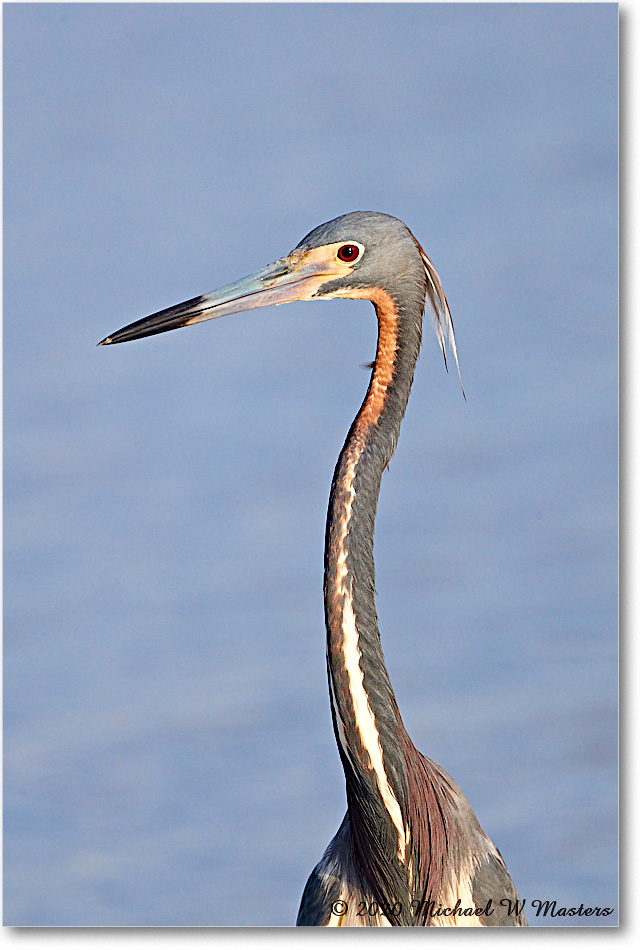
(100, 212), (526, 927)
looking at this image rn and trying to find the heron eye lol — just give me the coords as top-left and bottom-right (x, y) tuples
(337, 244), (361, 263)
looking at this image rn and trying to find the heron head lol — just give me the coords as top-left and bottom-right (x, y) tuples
(287, 211), (428, 305)
(98, 212), (455, 381)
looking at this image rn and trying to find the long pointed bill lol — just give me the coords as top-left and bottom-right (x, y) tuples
(98, 254), (336, 346)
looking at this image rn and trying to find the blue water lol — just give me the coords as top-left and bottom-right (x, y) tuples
(4, 2), (618, 926)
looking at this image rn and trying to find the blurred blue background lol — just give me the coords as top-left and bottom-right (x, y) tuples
(4, 2), (618, 927)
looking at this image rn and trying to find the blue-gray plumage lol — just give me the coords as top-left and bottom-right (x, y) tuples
(100, 212), (526, 927)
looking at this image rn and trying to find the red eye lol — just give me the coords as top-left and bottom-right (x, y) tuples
(337, 244), (360, 263)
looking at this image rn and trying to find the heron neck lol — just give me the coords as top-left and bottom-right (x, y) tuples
(324, 289), (422, 840)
